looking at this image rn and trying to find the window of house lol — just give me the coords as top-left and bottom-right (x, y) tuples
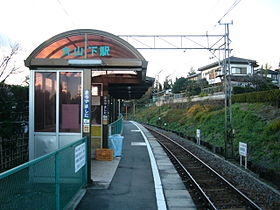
(232, 67), (247, 74)
(209, 70), (217, 79)
(271, 74), (277, 80)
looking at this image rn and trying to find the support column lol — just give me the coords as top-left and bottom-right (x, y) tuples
(82, 69), (92, 184)
(221, 22), (234, 159)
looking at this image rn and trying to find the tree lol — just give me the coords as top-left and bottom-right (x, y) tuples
(185, 79), (208, 96)
(172, 77), (188, 93)
(136, 87), (153, 106)
(260, 63), (272, 70)
(0, 41), (21, 83)
(158, 83), (163, 92)
(163, 76), (172, 90)
(247, 75), (277, 91)
(187, 67), (196, 77)
(259, 63), (272, 78)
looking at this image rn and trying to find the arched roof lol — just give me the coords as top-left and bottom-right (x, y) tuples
(25, 29), (147, 69)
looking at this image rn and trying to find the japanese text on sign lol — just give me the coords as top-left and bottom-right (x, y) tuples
(239, 142), (247, 156)
(62, 46), (110, 57)
(83, 89), (90, 119)
(75, 143), (86, 173)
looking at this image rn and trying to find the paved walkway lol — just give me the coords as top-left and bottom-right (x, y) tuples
(76, 121), (196, 210)
(76, 121), (158, 210)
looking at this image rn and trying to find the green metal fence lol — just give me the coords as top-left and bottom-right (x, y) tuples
(0, 100), (29, 172)
(0, 137), (87, 210)
(108, 115), (123, 136)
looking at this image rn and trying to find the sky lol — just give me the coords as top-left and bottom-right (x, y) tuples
(0, 0), (280, 84)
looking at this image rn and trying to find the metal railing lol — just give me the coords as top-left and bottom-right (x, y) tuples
(108, 115), (123, 136)
(0, 100), (29, 172)
(0, 137), (87, 210)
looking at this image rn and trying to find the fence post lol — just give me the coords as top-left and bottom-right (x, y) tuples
(55, 153), (60, 210)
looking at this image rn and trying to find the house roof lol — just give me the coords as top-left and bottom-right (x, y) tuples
(186, 72), (201, 79)
(256, 69), (280, 75)
(198, 56), (258, 71)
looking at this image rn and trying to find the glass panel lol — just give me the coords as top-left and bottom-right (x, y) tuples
(35, 35), (86, 59)
(92, 87), (98, 96)
(92, 84), (102, 96)
(35, 34), (137, 59)
(91, 106), (101, 124)
(232, 67), (247, 74)
(59, 72), (81, 132)
(240, 67), (247, 74)
(35, 72), (56, 132)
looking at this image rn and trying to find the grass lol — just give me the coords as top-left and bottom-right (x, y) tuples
(133, 102), (280, 172)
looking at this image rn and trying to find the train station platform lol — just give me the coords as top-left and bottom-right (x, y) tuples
(75, 121), (196, 210)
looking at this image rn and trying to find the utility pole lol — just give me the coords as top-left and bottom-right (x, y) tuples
(220, 21), (234, 159)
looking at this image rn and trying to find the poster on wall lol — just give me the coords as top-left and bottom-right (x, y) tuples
(75, 143), (86, 173)
(61, 104), (80, 129)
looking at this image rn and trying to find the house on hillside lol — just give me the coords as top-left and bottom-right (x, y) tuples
(187, 73), (201, 81)
(197, 56), (259, 86)
(255, 68), (280, 87)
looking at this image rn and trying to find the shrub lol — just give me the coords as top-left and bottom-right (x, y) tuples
(186, 104), (202, 116)
(233, 89), (280, 104)
(199, 92), (208, 97)
(265, 119), (280, 133)
(233, 86), (255, 94)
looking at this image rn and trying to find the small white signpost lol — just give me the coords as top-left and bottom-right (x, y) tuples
(239, 142), (248, 169)
(75, 143), (86, 173)
(196, 129), (201, 145)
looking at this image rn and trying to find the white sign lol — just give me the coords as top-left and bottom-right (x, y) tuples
(75, 143), (86, 173)
(196, 129), (201, 145)
(239, 142), (247, 157)
(196, 129), (201, 138)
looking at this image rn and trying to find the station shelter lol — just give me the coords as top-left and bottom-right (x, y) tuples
(25, 29), (153, 173)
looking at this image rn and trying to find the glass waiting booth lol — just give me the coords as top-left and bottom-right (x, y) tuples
(25, 29), (153, 181)
(29, 71), (83, 158)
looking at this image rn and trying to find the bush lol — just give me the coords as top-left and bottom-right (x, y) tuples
(0, 84), (28, 138)
(233, 86), (255, 94)
(233, 89), (280, 104)
(265, 119), (280, 133)
(199, 92), (208, 97)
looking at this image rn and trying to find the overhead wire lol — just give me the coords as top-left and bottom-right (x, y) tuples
(203, 0), (243, 62)
(218, 0), (243, 23)
(56, 0), (76, 27)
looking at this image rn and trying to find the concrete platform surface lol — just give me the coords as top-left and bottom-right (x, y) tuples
(90, 157), (121, 189)
(76, 121), (158, 210)
(75, 121), (196, 210)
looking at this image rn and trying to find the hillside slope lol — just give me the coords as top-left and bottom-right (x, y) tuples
(133, 102), (280, 173)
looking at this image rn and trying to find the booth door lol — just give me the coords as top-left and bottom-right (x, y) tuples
(32, 71), (82, 158)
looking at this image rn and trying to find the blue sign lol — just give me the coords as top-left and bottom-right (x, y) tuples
(83, 89), (90, 119)
(62, 46), (110, 57)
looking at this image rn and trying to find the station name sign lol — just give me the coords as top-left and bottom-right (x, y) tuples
(62, 46), (110, 57)
(34, 33), (138, 59)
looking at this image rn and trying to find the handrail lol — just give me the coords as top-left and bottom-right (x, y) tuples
(0, 137), (87, 180)
(108, 115), (123, 136)
(0, 136), (88, 210)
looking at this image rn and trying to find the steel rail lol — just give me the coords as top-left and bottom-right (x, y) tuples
(156, 133), (217, 210)
(146, 126), (262, 210)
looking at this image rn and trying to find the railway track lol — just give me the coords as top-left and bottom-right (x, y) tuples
(146, 126), (262, 210)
